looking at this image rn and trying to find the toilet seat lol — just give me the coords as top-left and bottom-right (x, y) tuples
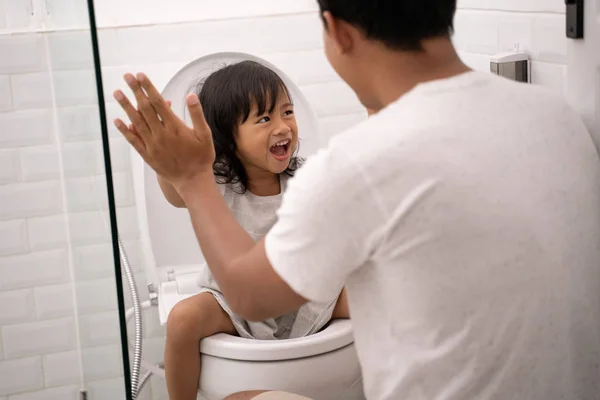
(155, 265), (355, 361)
(201, 319), (354, 361)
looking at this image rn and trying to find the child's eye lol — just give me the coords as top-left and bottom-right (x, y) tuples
(258, 116), (270, 123)
(284, 110), (294, 116)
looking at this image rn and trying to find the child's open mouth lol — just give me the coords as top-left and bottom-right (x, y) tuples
(269, 139), (291, 161)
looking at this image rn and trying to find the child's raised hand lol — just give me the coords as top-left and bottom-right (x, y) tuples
(113, 72), (216, 192)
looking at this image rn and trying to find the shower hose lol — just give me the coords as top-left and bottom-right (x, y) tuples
(118, 237), (164, 399)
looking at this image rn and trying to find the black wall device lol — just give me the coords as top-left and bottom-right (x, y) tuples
(565, 0), (584, 39)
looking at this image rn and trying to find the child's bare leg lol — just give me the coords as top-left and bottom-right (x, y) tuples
(332, 288), (350, 319)
(165, 292), (236, 400)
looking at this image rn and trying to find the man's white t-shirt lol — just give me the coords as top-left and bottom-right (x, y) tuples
(265, 72), (600, 399)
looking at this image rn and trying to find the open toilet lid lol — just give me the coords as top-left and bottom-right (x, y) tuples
(132, 52), (322, 291)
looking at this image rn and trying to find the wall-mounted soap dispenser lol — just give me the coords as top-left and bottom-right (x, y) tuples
(490, 52), (530, 83)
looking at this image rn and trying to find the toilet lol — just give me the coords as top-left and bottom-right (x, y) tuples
(130, 53), (364, 400)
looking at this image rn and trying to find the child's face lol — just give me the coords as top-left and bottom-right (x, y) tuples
(236, 92), (298, 175)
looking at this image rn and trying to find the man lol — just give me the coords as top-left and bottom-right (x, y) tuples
(114, 1), (600, 399)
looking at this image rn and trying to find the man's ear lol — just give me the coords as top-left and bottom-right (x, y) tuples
(322, 11), (357, 55)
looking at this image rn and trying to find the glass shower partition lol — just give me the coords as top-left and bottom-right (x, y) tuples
(47, 0), (134, 398)
(0, 0), (133, 399)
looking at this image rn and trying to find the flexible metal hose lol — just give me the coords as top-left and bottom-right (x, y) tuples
(126, 300), (166, 382)
(118, 237), (143, 399)
(138, 369), (153, 393)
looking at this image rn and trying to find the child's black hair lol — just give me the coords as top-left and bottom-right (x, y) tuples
(194, 60), (302, 194)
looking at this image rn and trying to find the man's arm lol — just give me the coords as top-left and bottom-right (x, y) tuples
(178, 172), (308, 321)
(158, 175), (186, 208)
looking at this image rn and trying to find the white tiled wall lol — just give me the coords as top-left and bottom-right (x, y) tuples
(0, 1), (569, 399)
(455, 0), (567, 96)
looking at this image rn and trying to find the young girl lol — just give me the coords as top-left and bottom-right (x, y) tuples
(157, 61), (349, 400)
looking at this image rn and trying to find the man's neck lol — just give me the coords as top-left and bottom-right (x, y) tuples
(362, 37), (471, 111)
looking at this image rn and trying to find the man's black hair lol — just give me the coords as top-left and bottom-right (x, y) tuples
(317, 0), (457, 51)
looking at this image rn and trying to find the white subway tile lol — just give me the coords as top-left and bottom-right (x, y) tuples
(1, 317), (77, 359)
(260, 49), (337, 86)
(113, 13), (322, 67)
(0, 75), (11, 111)
(112, 173), (134, 207)
(95, 0), (317, 27)
(3, 0), (36, 31)
(104, 101), (129, 138)
(532, 14), (567, 63)
(460, 0), (565, 13)
(81, 344), (123, 381)
(301, 82), (364, 117)
(20, 146), (61, 182)
(0, 249), (69, 291)
(458, 51), (491, 72)
(57, 106), (102, 142)
(0, 0), (6, 30)
(97, 30), (121, 67)
(65, 176), (108, 212)
(0, 150), (21, 184)
(53, 70), (97, 107)
(62, 141), (102, 178)
(63, 173), (133, 212)
(453, 10), (499, 54)
(67, 211), (110, 246)
(0, 35), (46, 74)
(101, 63), (181, 111)
(78, 311), (120, 347)
(34, 284), (75, 320)
(0, 357), (43, 396)
(149, 375), (168, 400)
(75, 278), (118, 314)
(42, 350), (81, 387)
(27, 215), (68, 251)
(72, 243), (115, 281)
(73, 239), (141, 281)
(0, 180), (63, 220)
(105, 137), (131, 173)
(143, 306), (166, 339)
(68, 206), (139, 247)
(531, 61), (567, 97)
(497, 13), (533, 54)
(116, 206), (140, 240)
(44, 0), (89, 31)
(86, 378), (125, 400)
(47, 31), (93, 70)
(8, 385), (80, 400)
(318, 112), (368, 144)
(0, 110), (54, 148)
(143, 337), (165, 365)
(0, 289), (35, 325)
(10, 73), (53, 109)
(0, 220), (29, 255)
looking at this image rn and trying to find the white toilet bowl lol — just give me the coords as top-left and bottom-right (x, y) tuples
(131, 52), (365, 400)
(199, 320), (363, 400)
